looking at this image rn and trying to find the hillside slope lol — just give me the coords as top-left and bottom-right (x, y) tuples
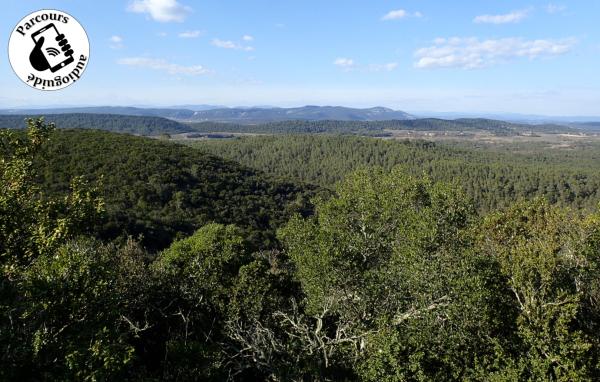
(0, 114), (192, 135)
(34, 129), (315, 250)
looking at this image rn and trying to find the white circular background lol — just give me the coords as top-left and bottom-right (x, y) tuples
(8, 9), (90, 91)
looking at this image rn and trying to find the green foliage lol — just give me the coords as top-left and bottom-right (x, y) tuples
(154, 223), (248, 315)
(33, 129), (315, 250)
(146, 224), (302, 381)
(281, 167), (472, 316)
(280, 167), (511, 380)
(145, 224), (247, 380)
(0, 119), (104, 270)
(191, 134), (600, 212)
(477, 200), (598, 380)
(0, 113), (192, 135)
(2, 119), (600, 380)
(20, 240), (136, 380)
(1, 119), (115, 381)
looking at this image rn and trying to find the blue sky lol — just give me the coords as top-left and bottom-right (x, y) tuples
(1, 0), (599, 115)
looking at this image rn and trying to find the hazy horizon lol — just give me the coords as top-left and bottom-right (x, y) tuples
(3, 103), (600, 120)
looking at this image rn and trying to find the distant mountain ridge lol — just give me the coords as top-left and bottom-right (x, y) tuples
(4, 106), (600, 125)
(2, 106), (597, 137)
(189, 106), (415, 123)
(0, 105), (415, 123)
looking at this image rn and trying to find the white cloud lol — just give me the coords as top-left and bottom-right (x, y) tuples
(473, 10), (529, 24)
(334, 59), (398, 72)
(369, 62), (399, 72)
(381, 9), (422, 21)
(546, 4), (566, 14)
(178, 30), (203, 38)
(212, 38), (254, 51)
(128, 0), (192, 23)
(109, 35), (124, 49)
(333, 58), (355, 69)
(414, 37), (576, 69)
(242, 35), (254, 41)
(382, 9), (406, 20)
(212, 39), (236, 49)
(117, 57), (211, 75)
(157, 32), (168, 37)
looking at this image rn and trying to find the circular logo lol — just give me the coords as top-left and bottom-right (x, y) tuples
(8, 10), (90, 91)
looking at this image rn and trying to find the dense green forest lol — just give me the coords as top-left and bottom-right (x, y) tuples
(190, 135), (600, 212)
(2, 120), (600, 380)
(32, 128), (315, 250)
(0, 114), (192, 135)
(187, 118), (576, 136)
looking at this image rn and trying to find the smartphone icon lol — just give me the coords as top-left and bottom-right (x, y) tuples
(31, 23), (74, 72)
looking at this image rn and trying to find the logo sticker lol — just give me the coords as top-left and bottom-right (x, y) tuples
(8, 10), (90, 91)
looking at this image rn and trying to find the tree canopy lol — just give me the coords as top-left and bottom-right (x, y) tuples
(1, 120), (599, 380)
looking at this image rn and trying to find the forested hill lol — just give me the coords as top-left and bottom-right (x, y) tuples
(33, 129), (315, 250)
(0, 111), (579, 136)
(0, 114), (193, 135)
(190, 135), (600, 212)
(0, 106), (198, 119)
(188, 117), (577, 136)
(0, 105), (414, 123)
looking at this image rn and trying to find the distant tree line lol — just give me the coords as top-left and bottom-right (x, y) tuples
(187, 118), (575, 136)
(0, 113), (578, 137)
(0, 114), (192, 135)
